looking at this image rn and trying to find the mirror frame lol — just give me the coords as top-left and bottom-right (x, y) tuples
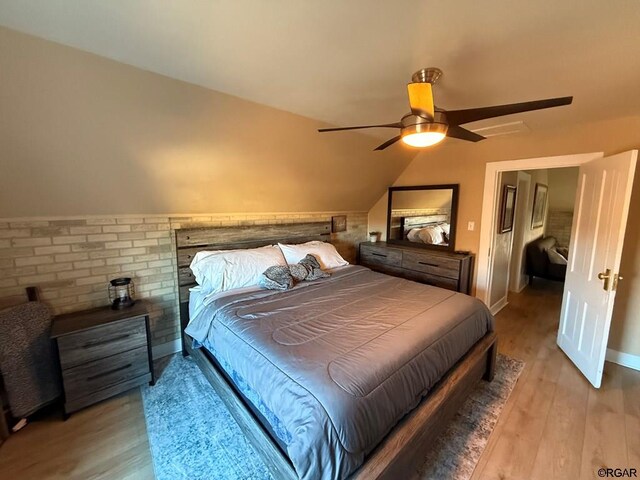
(386, 184), (460, 252)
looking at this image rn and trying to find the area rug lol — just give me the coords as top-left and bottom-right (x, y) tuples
(141, 353), (524, 480)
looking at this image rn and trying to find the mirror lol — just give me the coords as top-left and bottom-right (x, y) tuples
(386, 184), (459, 251)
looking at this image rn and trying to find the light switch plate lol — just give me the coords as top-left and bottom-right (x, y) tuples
(468, 221), (475, 231)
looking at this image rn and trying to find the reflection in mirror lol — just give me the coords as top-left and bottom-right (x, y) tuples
(387, 185), (459, 251)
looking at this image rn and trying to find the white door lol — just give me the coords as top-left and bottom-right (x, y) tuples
(557, 150), (637, 388)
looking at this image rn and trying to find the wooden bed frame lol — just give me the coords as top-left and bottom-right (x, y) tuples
(175, 222), (497, 480)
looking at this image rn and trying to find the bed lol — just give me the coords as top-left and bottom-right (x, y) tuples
(176, 222), (497, 480)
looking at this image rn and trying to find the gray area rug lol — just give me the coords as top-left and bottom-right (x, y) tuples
(141, 353), (524, 480)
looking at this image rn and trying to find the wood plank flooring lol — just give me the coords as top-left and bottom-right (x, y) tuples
(1, 279), (638, 479)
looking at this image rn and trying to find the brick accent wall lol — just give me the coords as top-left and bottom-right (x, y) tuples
(546, 209), (573, 247)
(0, 212), (367, 353)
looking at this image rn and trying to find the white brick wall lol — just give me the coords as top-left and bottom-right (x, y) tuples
(546, 210), (573, 247)
(0, 212), (367, 348)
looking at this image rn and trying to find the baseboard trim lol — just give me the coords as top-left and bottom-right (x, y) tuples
(606, 348), (640, 372)
(152, 339), (181, 359)
(490, 297), (509, 315)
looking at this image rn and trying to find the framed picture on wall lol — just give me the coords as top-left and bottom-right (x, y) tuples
(531, 183), (548, 229)
(499, 185), (517, 233)
(331, 215), (347, 233)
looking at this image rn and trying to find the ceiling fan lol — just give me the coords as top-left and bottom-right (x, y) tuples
(318, 68), (573, 151)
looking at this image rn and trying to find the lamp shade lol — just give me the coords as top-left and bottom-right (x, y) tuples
(401, 122), (448, 147)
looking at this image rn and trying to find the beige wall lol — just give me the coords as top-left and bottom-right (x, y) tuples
(0, 27), (414, 217)
(548, 167), (579, 211)
(391, 189), (452, 211)
(370, 115), (640, 357)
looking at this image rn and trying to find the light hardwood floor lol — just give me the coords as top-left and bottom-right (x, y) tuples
(0, 280), (638, 479)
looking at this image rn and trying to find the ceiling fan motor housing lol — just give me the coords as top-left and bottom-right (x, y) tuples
(401, 111), (448, 133)
(411, 67), (443, 84)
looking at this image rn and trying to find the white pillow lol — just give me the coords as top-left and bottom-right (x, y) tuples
(278, 241), (348, 270)
(439, 223), (450, 236)
(407, 228), (422, 243)
(547, 247), (568, 265)
(189, 245), (287, 294)
(418, 226), (445, 245)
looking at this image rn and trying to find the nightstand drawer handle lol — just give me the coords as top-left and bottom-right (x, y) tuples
(84, 334), (131, 348)
(87, 363), (132, 381)
(371, 253), (387, 258)
(418, 261), (439, 267)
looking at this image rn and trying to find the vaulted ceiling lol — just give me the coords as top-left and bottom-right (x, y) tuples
(1, 0), (639, 138)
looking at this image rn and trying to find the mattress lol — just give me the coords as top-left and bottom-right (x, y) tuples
(186, 265), (494, 480)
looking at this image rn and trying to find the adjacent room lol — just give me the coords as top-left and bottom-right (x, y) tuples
(1, 2), (639, 480)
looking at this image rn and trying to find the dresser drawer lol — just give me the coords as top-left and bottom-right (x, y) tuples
(360, 244), (402, 267)
(62, 345), (149, 399)
(401, 269), (460, 290)
(401, 251), (460, 278)
(57, 317), (147, 369)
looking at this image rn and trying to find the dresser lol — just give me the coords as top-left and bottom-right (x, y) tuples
(359, 242), (474, 294)
(51, 303), (155, 417)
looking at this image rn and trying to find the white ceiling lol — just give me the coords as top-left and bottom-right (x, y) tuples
(1, 0), (639, 137)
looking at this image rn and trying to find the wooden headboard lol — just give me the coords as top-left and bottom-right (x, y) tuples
(175, 221), (331, 353)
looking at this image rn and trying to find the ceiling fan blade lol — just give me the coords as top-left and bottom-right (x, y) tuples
(374, 135), (402, 151)
(445, 96), (573, 126)
(446, 125), (486, 142)
(318, 122), (402, 133)
(407, 82), (434, 119)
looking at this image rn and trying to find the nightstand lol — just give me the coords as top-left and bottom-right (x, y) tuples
(51, 302), (155, 417)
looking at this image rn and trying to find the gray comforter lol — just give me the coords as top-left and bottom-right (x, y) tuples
(186, 266), (494, 480)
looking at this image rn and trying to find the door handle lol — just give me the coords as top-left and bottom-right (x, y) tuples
(613, 273), (624, 291)
(597, 269), (611, 291)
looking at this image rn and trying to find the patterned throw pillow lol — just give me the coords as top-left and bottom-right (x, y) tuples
(260, 254), (329, 290)
(292, 254), (330, 281)
(259, 265), (294, 290)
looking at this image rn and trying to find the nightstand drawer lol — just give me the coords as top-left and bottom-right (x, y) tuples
(401, 251), (460, 278)
(62, 346), (149, 399)
(57, 317), (147, 369)
(360, 244), (402, 267)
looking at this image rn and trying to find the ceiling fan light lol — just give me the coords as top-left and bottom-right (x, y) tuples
(401, 122), (448, 147)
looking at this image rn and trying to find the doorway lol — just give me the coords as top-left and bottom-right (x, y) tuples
(476, 151), (637, 388)
(476, 152), (601, 302)
(487, 166), (579, 314)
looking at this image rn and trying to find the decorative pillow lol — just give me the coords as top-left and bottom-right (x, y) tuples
(290, 254), (330, 281)
(547, 247), (568, 265)
(259, 265), (294, 291)
(260, 254), (330, 291)
(278, 241), (348, 270)
(189, 245), (287, 294)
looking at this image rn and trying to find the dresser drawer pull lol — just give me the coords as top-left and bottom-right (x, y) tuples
(371, 253), (388, 258)
(418, 261), (439, 267)
(86, 363), (132, 382)
(84, 334), (131, 349)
